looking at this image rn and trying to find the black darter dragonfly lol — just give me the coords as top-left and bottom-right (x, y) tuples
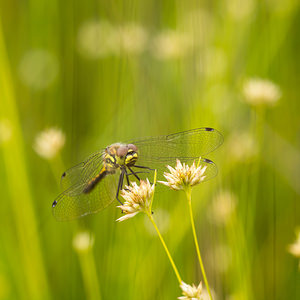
(52, 127), (223, 221)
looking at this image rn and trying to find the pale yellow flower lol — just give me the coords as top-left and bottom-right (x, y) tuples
(34, 128), (65, 159)
(73, 231), (95, 253)
(77, 20), (119, 59)
(159, 159), (207, 191)
(178, 281), (203, 300)
(242, 78), (281, 106)
(288, 231), (300, 258)
(116, 179), (155, 222)
(151, 30), (193, 60)
(118, 23), (148, 55)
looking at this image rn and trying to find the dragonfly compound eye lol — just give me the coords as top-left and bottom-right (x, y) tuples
(127, 144), (138, 152)
(116, 146), (128, 158)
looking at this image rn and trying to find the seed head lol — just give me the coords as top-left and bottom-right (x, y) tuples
(116, 179), (155, 222)
(151, 30), (193, 60)
(288, 231), (300, 258)
(73, 231), (95, 253)
(178, 281), (203, 300)
(159, 159), (207, 191)
(242, 78), (281, 106)
(34, 128), (65, 159)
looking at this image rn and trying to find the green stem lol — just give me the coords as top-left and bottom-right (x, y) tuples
(186, 189), (213, 300)
(77, 250), (102, 300)
(148, 213), (182, 284)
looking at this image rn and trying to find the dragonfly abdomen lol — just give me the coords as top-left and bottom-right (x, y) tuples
(83, 168), (108, 194)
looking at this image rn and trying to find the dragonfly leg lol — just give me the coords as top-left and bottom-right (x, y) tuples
(116, 170), (125, 205)
(127, 166), (141, 181)
(124, 168), (130, 186)
(133, 165), (155, 171)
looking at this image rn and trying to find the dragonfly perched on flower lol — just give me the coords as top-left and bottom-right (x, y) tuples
(52, 128), (223, 221)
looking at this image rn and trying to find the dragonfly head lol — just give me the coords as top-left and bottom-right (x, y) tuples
(105, 143), (138, 168)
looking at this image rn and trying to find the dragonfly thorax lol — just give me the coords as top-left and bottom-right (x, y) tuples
(104, 143), (139, 169)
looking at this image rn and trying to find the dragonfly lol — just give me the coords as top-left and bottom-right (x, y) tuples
(52, 127), (223, 221)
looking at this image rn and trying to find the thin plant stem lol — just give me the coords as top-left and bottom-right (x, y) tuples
(147, 213), (182, 285)
(186, 188), (213, 300)
(77, 250), (102, 300)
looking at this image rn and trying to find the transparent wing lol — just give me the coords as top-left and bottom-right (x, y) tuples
(60, 151), (105, 193)
(131, 128), (223, 160)
(130, 157), (218, 183)
(53, 169), (121, 221)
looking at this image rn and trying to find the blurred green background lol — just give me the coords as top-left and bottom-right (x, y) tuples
(0, 0), (299, 299)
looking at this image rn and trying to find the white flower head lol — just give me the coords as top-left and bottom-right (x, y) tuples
(151, 30), (193, 60)
(242, 78), (281, 106)
(159, 159), (207, 191)
(178, 281), (203, 300)
(116, 178), (155, 222)
(34, 128), (65, 159)
(77, 20), (119, 59)
(118, 23), (148, 55)
(73, 231), (95, 253)
(287, 230), (300, 258)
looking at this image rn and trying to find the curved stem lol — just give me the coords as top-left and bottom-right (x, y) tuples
(186, 189), (213, 300)
(148, 213), (182, 284)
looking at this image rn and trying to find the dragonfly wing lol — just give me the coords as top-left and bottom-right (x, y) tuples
(131, 128), (223, 159)
(60, 151), (105, 193)
(131, 157), (218, 182)
(53, 168), (121, 221)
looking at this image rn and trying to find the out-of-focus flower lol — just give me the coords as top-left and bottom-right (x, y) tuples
(73, 231), (95, 253)
(117, 179), (155, 222)
(242, 78), (281, 106)
(288, 231), (300, 257)
(287, 230), (300, 269)
(34, 128), (65, 159)
(151, 30), (193, 60)
(19, 49), (59, 90)
(178, 281), (203, 300)
(201, 288), (217, 300)
(159, 159), (207, 191)
(118, 23), (148, 55)
(0, 119), (12, 144)
(209, 190), (237, 225)
(77, 20), (119, 59)
(227, 132), (257, 162)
